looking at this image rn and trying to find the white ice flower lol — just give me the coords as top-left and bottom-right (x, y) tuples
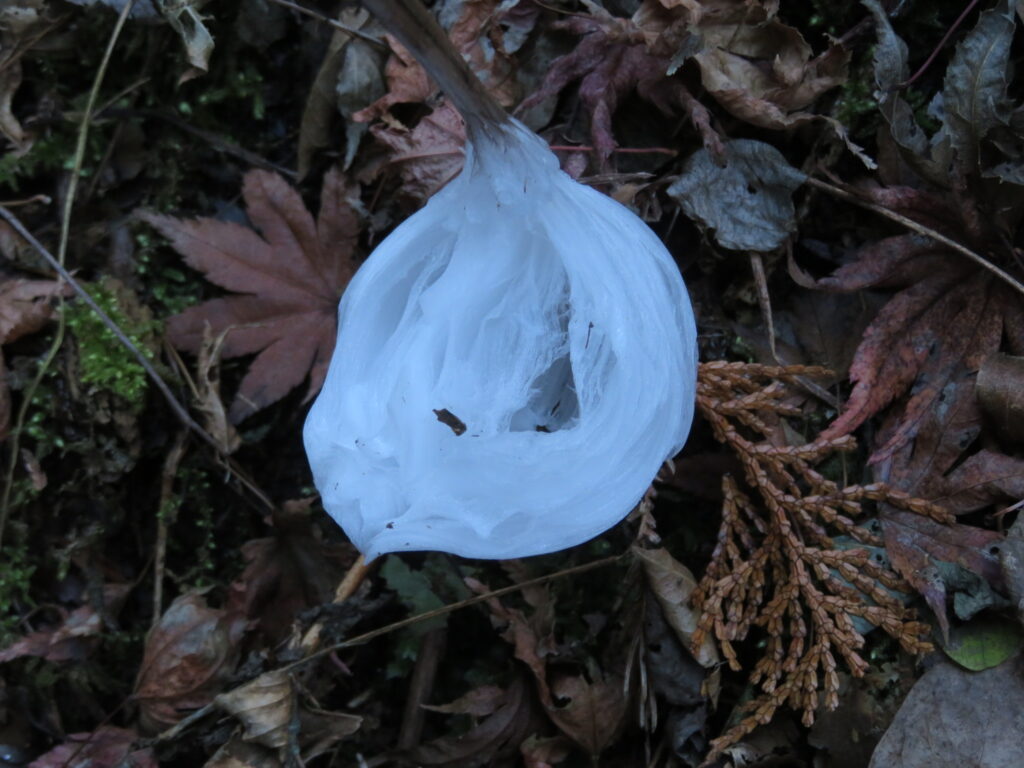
(303, 115), (696, 561)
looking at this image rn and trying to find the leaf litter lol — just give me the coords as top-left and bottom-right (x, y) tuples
(1, 0), (1024, 765)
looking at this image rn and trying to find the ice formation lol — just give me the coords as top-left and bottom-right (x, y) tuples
(304, 118), (697, 560)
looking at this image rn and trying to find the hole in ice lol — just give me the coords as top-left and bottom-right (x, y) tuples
(509, 352), (580, 433)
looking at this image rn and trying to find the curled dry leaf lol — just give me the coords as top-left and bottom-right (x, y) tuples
(687, 0), (849, 131)
(138, 167), (360, 423)
(633, 546), (718, 667)
(369, 99), (467, 201)
(215, 670), (361, 759)
(546, 672), (627, 757)
(134, 592), (248, 733)
(353, 0), (520, 197)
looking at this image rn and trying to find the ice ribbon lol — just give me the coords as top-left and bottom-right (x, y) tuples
(303, 0), (697, 560)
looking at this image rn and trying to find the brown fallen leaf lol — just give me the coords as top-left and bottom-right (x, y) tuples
(27, 726), (157, 768)
(689, 0), (849, 132)
(369, 99), (466, 201)
(351, 34), (432, 124)
(204, 737), (282, 768)
(872, 360), (1007, 637)
(215, 670), (361, 758)
(226, 499), (357, 644)
(0, 583), (131, 664)
(134, 592), (248, 733)
(0, 274), (67, 438)
(404, 676), (541, 766)
(868, 656), (1024, 768)
(977, 353), (1024, 444)
(468, 573), (634, 758)
(421, 684), (507, 717)
(633, 545), (718, 667)
(353, 0), (518, 125)
(546, 672), (627, 757)
(138, 167), (360, 422)
(518, 2), (723, 163)
(812, 187), (1016, 464)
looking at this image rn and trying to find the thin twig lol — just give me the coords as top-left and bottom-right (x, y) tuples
(102, 107), (297, 178)
(892, 0), (983, 91)
(0, 0), (137, 549)
(805, 176), (1024, 298)
(265, 0), (386, 47)
(147, 552), (625, 745)
(0, 195), (52, 208)
(153, 430), (188, 626)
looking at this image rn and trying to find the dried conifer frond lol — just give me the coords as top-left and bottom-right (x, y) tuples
(691, 362), (953, 760)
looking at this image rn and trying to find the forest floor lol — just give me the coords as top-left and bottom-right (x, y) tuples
(1, 0), (1023, 766)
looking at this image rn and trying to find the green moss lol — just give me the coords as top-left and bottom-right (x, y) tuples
(0, 530), (36, 643)
(65, 279), (158, 406)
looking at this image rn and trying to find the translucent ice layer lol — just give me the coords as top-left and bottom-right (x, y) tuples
(304, 118), (697, 560)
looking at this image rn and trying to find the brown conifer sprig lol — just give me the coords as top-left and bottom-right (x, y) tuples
(691, 362), (953, 760)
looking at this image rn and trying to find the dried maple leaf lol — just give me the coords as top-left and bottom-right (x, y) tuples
(519, 0), (848, 162)
(867, 336), (1009, 639)
(369, 99), (466, 201)
(353, 0), (522, 200)
(814, 3), (1024, 465)
(354, 0), (519, 124)
(518, 2), (722, 163)
(139, 168), (360, 423)
(226, 499), (356, 644)
(812, 186), (1022, 464)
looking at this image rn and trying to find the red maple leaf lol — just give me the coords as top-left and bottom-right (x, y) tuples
(139, 168), (360, 423)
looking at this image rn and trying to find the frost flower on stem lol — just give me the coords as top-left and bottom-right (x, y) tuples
(304, 118), (696, 560)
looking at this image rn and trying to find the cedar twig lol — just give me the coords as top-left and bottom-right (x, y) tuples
(692, 362), (953, 761)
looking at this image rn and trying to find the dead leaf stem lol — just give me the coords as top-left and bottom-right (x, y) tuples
(153, 430), (189, 627)
(265, 0), (386, 47)
(806, 176), (1024, 298)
